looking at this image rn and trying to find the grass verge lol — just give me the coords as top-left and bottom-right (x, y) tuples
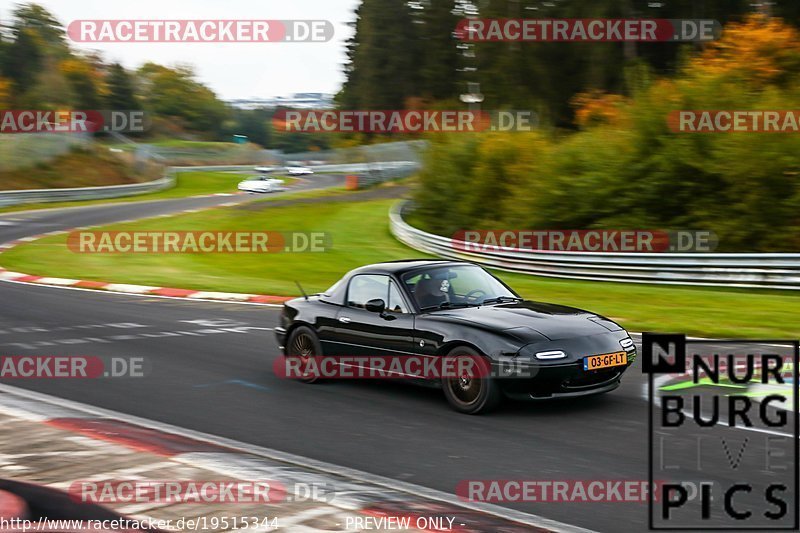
(0, 197), (796, 339)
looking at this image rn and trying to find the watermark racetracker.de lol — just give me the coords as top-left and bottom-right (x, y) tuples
(455, 18), (721, 42)
(67, 20), (333, 43)
(67, 231), (331, 254)
(453, 229), (718, 253)
(273, 354), (538, 381)
(456, 479), (660, 503)
(0, 356), (149, 379)
(67, 479), (339, 505)
(272, 109), (538, 133)
(670, 110), (800, 133)
(68, 480), (285, 504)
(0, 110), (149, 134)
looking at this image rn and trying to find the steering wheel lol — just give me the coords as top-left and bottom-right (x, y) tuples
(464, 289), (487, 304)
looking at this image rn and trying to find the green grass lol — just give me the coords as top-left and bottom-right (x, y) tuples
(0, 171), (297, 214)
(1, 197), (797, 339)
(0, 197), (412, 296)
(248, 186), (350, 205)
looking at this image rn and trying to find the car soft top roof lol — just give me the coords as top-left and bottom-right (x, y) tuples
(349, 259), (467, 276)
(318, 260), (475, 306)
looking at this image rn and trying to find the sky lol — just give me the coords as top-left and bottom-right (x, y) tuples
(0, 0), (360, 100)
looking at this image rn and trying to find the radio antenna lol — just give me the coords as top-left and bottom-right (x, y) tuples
(295, 280), (309, 300)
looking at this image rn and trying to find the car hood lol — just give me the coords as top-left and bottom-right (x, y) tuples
(433, 300), (622, 341)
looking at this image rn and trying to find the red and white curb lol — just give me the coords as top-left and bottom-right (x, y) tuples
(0, 385), (587, 533)
(0, 234), (293, 306)
(0, 489), (28, 521)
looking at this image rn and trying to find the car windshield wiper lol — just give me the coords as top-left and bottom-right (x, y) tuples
(481, 296), (523, 305)
(419, 301), (477, 312)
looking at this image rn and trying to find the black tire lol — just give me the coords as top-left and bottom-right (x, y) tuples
(441, 346), (502, 414)
(286, 326), (323, 384)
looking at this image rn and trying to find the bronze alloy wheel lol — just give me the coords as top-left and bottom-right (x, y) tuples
(446, 367), (482, 406)
(286, 326), (321, 383)
(441, 348), (502, 414)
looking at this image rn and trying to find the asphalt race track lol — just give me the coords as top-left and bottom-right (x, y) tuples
(0, 178), (796, 532)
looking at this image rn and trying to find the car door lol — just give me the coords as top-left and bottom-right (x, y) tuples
(402, 272), (446, 358)
(329, 274), (416, 358)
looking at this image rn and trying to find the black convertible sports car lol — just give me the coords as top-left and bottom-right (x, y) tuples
(275, 260), (636, 414)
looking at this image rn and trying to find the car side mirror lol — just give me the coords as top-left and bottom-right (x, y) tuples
(365, 298), (386, 314)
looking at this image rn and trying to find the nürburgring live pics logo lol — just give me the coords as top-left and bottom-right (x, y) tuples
(644, 333), (799, 530)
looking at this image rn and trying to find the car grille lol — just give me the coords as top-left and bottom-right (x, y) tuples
(562, 369), (622, 390)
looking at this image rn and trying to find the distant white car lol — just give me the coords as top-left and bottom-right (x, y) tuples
(254, 166), (278, 173)
(238, 176), (284, 193)
(286, 166), (314, 176)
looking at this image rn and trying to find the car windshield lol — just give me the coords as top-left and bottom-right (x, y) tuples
(402, 265), (519, 310)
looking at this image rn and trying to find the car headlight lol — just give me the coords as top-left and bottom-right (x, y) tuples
(535, 350), (567, 360)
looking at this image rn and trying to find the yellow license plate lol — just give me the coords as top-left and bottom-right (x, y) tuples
(583, 351), (627, 371)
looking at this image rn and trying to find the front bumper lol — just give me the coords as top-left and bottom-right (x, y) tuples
(503, 379), (622, 401)
(495, 340), (636, 400)
(498, 361), (628, 400)
(274, 326), (287, 352)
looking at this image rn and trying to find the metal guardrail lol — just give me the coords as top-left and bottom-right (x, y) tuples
(390, 202), (800, 290)
(0, 162), (421, 208)
(316, 161), (420, 188)
(312, 161), (418, 173)
(0, 138), (425, 208)
(278, 140), (426, 166)
(0, 173), (176, 208)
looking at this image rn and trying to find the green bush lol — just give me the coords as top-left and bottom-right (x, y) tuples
(413, 17), (800, 252)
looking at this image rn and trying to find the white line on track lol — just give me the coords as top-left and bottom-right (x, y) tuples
(0, 384), (595, 533)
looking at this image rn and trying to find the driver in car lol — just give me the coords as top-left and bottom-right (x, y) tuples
(414, 277), (449, 309)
